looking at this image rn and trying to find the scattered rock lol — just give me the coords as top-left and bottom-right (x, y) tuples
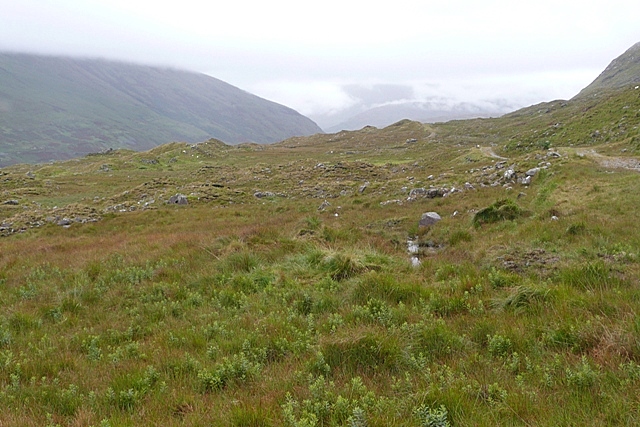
(427, 188), (446, 198)
(57, 218), (73, 226)
(253, 191), (275, 198)
(2, 199), (19, 205)
(504, 169), (516, 180)
(168, 194), (188, 205)
(409, 188), (427, 198)
(419, 212), (441, 228)
(525, 167), (540, 176)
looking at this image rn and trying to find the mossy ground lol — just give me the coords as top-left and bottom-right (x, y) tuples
(1, 87), (640, 426)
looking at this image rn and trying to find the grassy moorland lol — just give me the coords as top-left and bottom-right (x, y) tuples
(1, 86), (640, 426)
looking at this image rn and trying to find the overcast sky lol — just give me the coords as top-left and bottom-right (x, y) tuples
(2, 0), (640, 127)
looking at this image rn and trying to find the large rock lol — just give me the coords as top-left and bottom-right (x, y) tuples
(419, 212), (441, 227)
(168, 194), (188, 205)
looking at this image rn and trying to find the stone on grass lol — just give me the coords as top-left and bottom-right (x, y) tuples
(168, 194), (188, 205)
(419, 212), (441, 227)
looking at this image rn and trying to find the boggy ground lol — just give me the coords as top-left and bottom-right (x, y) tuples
(1, 88), (640, 426)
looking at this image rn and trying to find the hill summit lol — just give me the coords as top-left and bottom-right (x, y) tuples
(0, 53), (322, 166)
(575, 42), (640, 98)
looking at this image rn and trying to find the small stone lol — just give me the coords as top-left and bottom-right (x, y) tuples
(253, 191), (275, 198)
(504, 169), (516, 180)
(525, 167), (540, 176)
(57, 218), (72, 226)
(2, 199), (19, 205)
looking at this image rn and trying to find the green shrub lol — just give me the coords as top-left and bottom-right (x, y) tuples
(414, 404), (451, 427)
(566, 356), (598, 389)
(487, 334), (513, 358)
(198, 353), (261, 392)
(473, 199), (524, 227)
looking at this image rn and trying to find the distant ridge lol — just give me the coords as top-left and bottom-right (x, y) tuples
(0, 53), (322, 166)
(575, 42), (640, 98)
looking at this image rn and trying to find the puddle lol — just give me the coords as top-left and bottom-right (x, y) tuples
(407, 237), (420, 267)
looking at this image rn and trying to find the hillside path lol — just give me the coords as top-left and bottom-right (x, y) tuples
(480, 146), (508, 160)
(577, 149), (640, 172)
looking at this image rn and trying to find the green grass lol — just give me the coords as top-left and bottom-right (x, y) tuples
(2, 88), (640, 425)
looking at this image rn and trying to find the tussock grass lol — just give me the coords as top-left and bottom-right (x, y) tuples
(3, 100), (640, 425)
(473, 198), (525, 227)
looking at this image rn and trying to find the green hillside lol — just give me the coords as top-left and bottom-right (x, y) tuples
(575, 42), (640, 98)
(0, 54), (322, 166)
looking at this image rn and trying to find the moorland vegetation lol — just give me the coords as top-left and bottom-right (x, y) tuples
(1, 70), (640, 425)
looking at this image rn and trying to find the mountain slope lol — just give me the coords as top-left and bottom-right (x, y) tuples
(575, 42), (640, 98)
(0, 53), (322, 166)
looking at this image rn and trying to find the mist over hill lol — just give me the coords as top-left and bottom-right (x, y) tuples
(0, 53), (322, 166)
(309, 83), (520, 132)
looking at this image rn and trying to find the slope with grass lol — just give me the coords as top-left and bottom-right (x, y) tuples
(2, 49), (640, 425)
(575, 42), (640, 98)
(2, 107), (640, 426)
(0, 53), (322, 167)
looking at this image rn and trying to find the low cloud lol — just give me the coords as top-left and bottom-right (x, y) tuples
(249, 68), (600, 130)
(248, 80), (358, 117)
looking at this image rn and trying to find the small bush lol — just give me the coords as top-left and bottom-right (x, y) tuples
(487, 334), (513, 358)
(414, 404), (451, 427)
(566, 356), (598, 389)
(473, 199), (524, 227)
(198, 353), (261, 392)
